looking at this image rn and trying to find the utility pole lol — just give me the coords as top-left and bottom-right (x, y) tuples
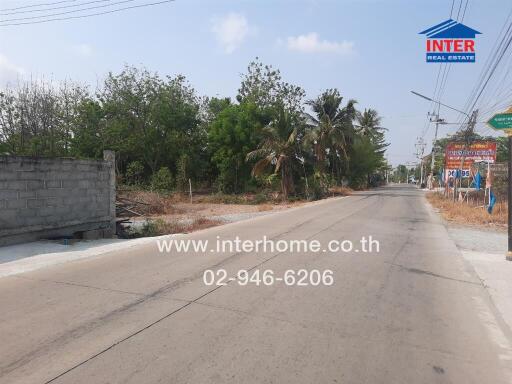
(415, 137), (426, 187)
(453, 110), (478, 202)
(428, 114), (445, 190)
(410, 91), (470, 190)
(508, 133), (512, 260)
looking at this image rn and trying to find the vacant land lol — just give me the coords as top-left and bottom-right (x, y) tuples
(116, 189), (351, 236)
(426, 192), (507, 230)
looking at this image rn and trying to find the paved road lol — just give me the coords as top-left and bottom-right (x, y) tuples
(1, 185), (512, 383)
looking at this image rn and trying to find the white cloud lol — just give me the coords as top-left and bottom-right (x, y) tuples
(286, 33), (355, 54)
(71, 43), (94, 57)
(0, 54), (24, 85)
(211, 13), (250, 54)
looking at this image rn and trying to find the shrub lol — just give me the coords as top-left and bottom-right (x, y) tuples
(151, 167), (174, 192)
(125, 160), (145, 185)
(252, 192), (268, 205)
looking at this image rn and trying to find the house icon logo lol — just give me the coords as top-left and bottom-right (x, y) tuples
(419, 19), (481, 63)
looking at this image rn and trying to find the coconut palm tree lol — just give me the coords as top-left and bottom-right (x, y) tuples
(355, 108), (389, 185)
(356, 109), (384, 138)
(246, 107), (300, 199)
(305, 89), (357, 177)
(356, 108), (388, 158)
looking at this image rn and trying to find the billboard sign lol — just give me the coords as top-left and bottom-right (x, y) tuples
(445, 142), (497, 170)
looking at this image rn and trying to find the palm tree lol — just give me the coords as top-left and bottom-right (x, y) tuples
(246, 107), (299, 199)
(356, 108), (388, 158)
(305, 89), (357, 178)
(355, 108), (389, 185)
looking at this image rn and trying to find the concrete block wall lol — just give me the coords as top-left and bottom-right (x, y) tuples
(0, 151), (116, 245)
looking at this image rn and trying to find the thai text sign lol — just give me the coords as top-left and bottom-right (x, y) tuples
(445, 141), (496, 169)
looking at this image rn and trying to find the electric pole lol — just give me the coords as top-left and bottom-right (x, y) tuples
(453, 110), (478, 201)
(410, 91), (470, 190)
(415, 137), (426, 187)
(428, 114), (445, 190)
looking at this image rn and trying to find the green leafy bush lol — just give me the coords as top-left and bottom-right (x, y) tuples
(125, 160), (145, 185)
(151, 167), (174, 192)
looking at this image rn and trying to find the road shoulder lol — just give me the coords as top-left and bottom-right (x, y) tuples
(425, 198), (512, 336)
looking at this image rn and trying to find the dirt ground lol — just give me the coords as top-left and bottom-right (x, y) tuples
(116, 190), (312, 235)
(165, 201), (301, 221)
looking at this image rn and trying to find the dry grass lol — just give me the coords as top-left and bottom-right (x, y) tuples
(257, 204), (273, 212)
(328, 186), (353, 196)
(426, 192), (507, 229)
(140, 217), (222, 236)
(118, 188), (306, 238)
(162, 217), (222, 234)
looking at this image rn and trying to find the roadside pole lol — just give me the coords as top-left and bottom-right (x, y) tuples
(419, 160), (424, 186)
(415, 137), (426, 187)
(454, 110), (478, 202)
(428, 118), (440, 190)
(508, 134), (512, 260)
(487, 108), (512, 261)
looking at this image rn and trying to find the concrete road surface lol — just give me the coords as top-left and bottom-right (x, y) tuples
(1, 185), (512, 383)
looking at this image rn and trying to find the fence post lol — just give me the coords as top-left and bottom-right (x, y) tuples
(103, 150), (116, 236)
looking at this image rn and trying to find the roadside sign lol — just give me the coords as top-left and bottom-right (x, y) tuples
(488, 113), (512, 130)
(446, 169), (470, 178)
(445, 141), (497, 169)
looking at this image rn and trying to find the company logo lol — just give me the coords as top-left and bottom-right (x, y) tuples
(419, 19), (481, 63)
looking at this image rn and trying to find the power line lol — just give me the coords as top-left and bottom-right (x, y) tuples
(0, 0), (116, 16)
(461, 0), (469, 21)
(0, 0), (136, 22)
(455, 0), (463, 20)
(0, 0), (135, 22)
(416, 0), (471, 175)
(0, 0), (174, 26)
(0, 0), (80, 12)
(437, 0), (468, 117)
(467, 20), (512, 115)
(462, 6), (512, 117)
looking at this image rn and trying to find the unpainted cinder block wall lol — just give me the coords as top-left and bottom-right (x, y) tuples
(0, 150), (116, 246)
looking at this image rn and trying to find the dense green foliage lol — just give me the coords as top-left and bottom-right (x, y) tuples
(0, 60), (390, 199)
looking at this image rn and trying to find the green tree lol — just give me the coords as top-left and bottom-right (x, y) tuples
(99, 66), (203, 178)
(347, 136), (381, 188)
(356, 108), (389, 184)
(208, 103), (265, 193)
(0, 80), (88, 156)
(150, 167), (174, 192)
(495, 136), (508, 162)
(305, 89), (357, 179)
(125, 160), (145, 185)
(70, 99), (105, 159)
(237, 58), (305, 116)
(246, 106), (301, 199)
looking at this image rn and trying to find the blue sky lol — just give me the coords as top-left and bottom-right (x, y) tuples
(0, 0), (510, 165)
